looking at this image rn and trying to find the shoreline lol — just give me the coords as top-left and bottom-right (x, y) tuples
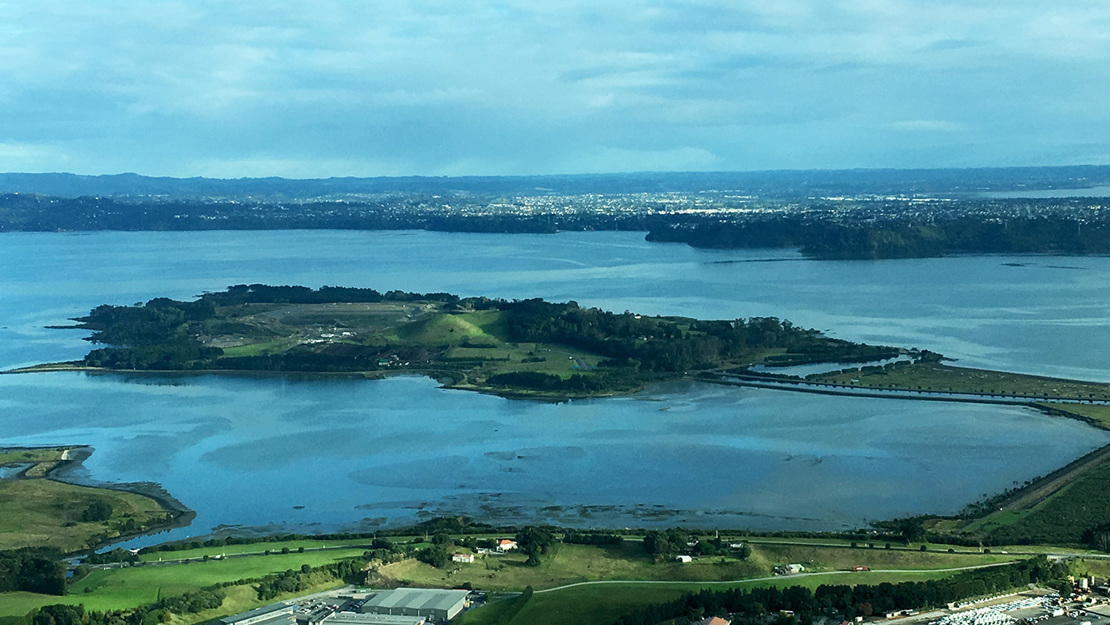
(701, 372), (1110, 431)
(2, 362), (643, 402)
(1, 444), (196, 553)
(5, 363), (1110, 544)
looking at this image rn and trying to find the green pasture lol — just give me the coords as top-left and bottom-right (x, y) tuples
(0, 479), (167, 552)
(0, 548), (367, 622)
(378, 540), (1012, 593)
(138, 539), (370, 562)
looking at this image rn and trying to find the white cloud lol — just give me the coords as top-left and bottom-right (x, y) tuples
(0, 1), (1109, 176)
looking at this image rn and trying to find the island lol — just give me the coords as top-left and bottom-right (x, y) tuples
(13, 285), (1110, 625)
(24, 284), (905, 400)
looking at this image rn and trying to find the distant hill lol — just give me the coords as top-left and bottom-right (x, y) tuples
(3, 166), (1110, 200)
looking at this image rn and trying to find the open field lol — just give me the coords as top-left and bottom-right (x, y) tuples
(137, 539), (372, 562)
(0, 578), (346, 625)
(458, 570), (961, 625)
(0, 478), (168, 551)
(376, 541), (1014, 592)
(377, 542), (763, 590)
(0, 548), (367, 623)
(813, 363), (1110, 405)
(753, 544), (1014, 571)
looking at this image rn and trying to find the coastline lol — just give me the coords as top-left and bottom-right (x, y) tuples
(1, 444), (196, 552)
(2, 362), (641, 402)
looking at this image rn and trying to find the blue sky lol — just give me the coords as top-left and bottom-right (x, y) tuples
(1, 1), (1108, 177)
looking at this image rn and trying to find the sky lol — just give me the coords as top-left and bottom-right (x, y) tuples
(1, 0), (1109, 178)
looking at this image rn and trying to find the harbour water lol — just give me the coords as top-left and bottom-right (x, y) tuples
(2, 230), (1109, 545)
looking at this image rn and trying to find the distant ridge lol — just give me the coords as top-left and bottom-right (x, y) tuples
(2, 166), (1110, 200)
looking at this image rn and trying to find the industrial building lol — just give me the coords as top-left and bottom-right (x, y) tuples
(325, 612), (425, 625)
(360, 588), (469, 622)
(220, 602), (294, 625)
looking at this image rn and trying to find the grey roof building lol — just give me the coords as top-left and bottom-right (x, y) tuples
(324, 613), (425, 625)
(219, 602), (294, 625)
(360, 589), (469, 622)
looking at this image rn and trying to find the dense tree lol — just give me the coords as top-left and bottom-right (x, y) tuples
(79, 501), (114, 522)
(516, 526), (556, 566)
(0, 548), (66, 595)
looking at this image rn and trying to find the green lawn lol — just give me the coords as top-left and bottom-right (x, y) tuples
(219, 338), (299, 358)
(138, 539), (369, 562)
(0, 548), (367, 621)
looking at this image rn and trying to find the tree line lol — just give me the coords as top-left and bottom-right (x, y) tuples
(646, 213), (1110, 260)
(0, 547), (66, 596)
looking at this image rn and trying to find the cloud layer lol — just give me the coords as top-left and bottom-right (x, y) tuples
(1, 1), (1108, 177)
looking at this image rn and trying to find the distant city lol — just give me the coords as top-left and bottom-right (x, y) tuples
(2, 168), (1108, 259)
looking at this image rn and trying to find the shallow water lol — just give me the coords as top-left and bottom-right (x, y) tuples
(1, 230), (1108, 545)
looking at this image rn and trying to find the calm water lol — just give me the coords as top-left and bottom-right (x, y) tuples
(1, 230), (1109, 543)
(980, 185), (1110, 199)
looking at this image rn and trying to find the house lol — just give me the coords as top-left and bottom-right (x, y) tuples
(496, 539), (518, 552)
(697, 617), (732, 625)
(676, 555), (693, 563)
(452, 553), (475, 563)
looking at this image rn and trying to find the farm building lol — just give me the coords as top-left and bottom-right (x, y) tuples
(676, 555), (693, 563)
(452, 553), (475, 563)
(360, 588), (469, 622)
(496, 539), (518, 552)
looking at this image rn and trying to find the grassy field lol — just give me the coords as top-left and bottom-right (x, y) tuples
(0, 577), (347, 625)
(0, 547), (368, 623)
(813, 363), (1110, 403)
(458, 570), (961, 625)
(975, 461), (1110, 545)
(137, 539), (372, 562)
(752, 544), (1013, 571)
(375, 540), (1013, 593)
(377, 542), (767, 590)
(0, 448), (67, 464)
(0, 478), (168, 551)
